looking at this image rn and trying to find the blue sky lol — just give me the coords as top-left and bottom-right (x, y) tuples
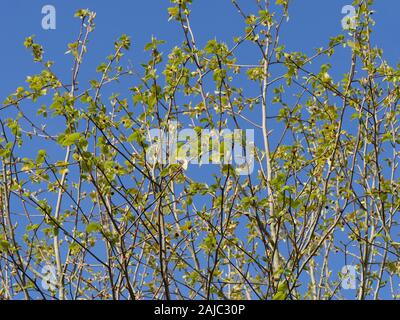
(1, 0), (399, 300)
(1, 0), (399, 100)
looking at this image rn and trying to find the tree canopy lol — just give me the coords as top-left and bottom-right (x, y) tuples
(0, 0), (400, 300)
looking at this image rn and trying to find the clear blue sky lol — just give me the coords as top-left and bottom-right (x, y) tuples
(1, 0), (399, 100)
(1, 0), (399, 300)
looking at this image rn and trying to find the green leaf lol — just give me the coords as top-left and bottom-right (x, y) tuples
(272, 282), (288, 300)
(0, 240), (10, 252)
(168, 7), (179, 18)
(59, 133), (82, 147)
(86, 222), (101, 234)
(36, 149), (47, 165)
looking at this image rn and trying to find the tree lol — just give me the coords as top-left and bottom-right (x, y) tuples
(0, 0), (399, 300)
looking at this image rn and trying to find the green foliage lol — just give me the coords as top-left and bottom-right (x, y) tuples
(0, 0), (399, 301)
